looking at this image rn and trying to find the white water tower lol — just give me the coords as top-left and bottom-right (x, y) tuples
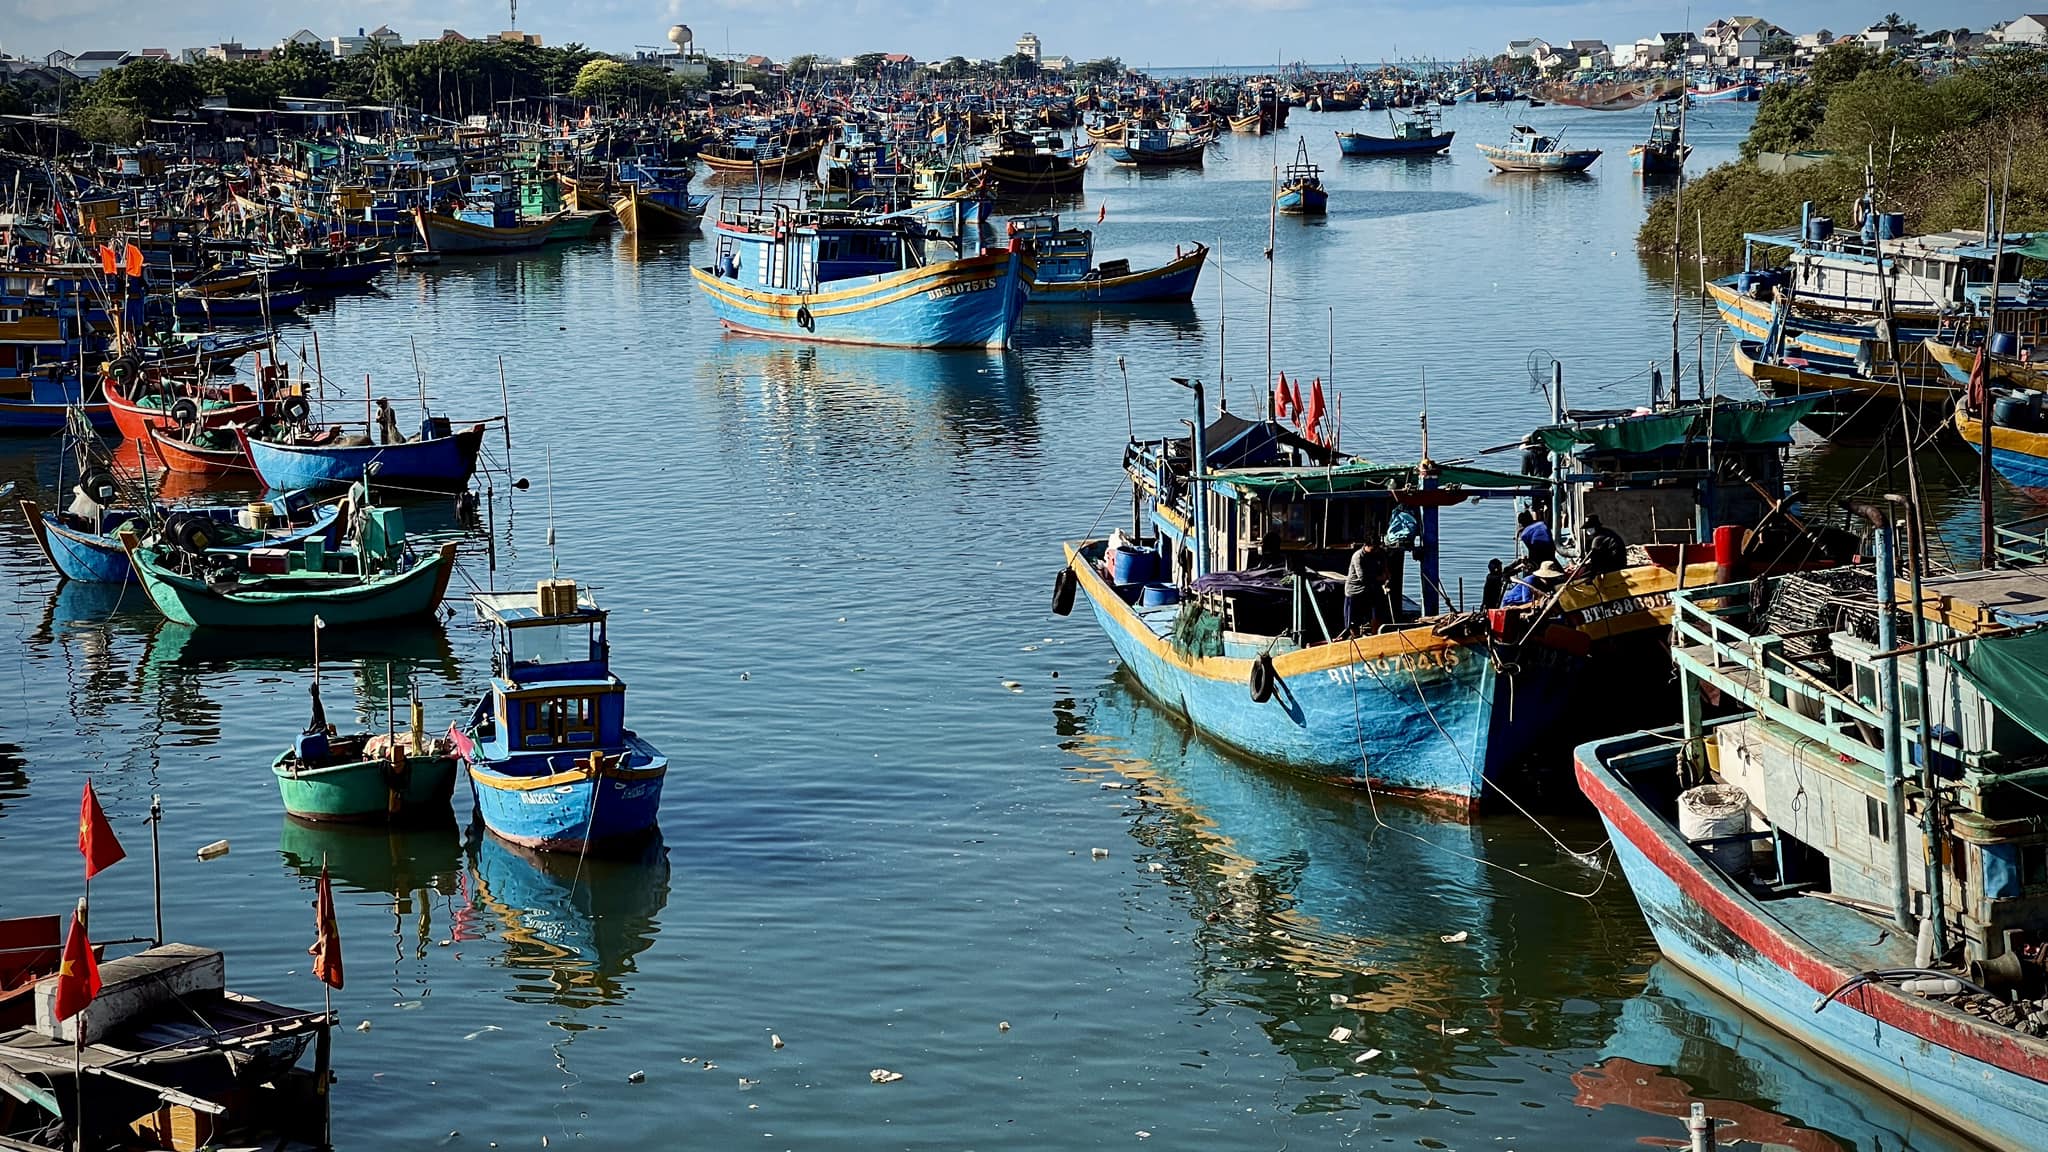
(668, 24), (693, 54)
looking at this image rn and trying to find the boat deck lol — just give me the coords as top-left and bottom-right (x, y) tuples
(1760, 893), (1920, 969)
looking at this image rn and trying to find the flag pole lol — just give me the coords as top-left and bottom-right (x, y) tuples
(71, 895), (86, 1152)
(149, 793), (163, 948)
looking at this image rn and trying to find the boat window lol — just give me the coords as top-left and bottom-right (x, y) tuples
(510, 621), (590, 668)
(1865, 794), (1890, 843)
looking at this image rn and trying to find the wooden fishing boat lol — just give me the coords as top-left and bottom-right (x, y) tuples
(1104, 124), (1209, 167)
(275, 664), (457, 823)
(1956, 396), (2048, 489)
(975, 134), (1089, 196)
(412, 206), (561, 253)
(139, 422), (255, 477)
(1628, 105), (1690, 176)
(20, 493), (338, 584)
(236, 420), (487, 495)
(120, 528), (457, 630)
(455, 581), (668, 853)
(1276, 138), (1328, 215)
(1532, 78), (1680, 111)
(697, 136), (825, 176)
(1335, 110), (1453, 156)
(694, 199), (1030, 348)
(1085, 118), (1127, 143)
(1007, 214), (1207, 304)
(1923, 335), (2048, 389)
(1731, 339), (1955, 436)
(612, 176), (707, 236)
(1476, 125), (1600, 173)
(0, 373), (112, 433)
(171, 286), (306, 321)
(105, 375), (272, 442)
(1228, 110), (1266, 134)
(1579, 552), (2048, 1151)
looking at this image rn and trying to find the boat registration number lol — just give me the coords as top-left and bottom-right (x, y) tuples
(1325, 648), (1461, 684)
(928, 279), (993, 300)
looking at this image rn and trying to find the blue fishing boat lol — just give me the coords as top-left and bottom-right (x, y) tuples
(1055, 391), (1577, 811)
(1334, 109), (1454, 156)
(413, 176), (563, 253)
(1628, 105), (1690, 176)
(19, 488), (339, 584)
(611, 160), (705, 236)
(237, 416), (487, 495)
(1006, 213), (1206, 304)
(456, 581), (669, 853)
(693, 198), (1030, 349)
(1476, 125), (1600, 173)
(1956, 392), (2048, 489)
(1580, 531), (2048, 1150)
(1275, 138), (1328, 215)
(1103, 123), (1210, 167)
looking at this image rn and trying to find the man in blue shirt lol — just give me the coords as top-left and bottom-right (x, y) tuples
(1500, 560), (1565, 607)
(1516, 509), (1555, 566)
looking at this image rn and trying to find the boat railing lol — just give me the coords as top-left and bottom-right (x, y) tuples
(1993, 515), (2048, 567)
(1670, 581), (1891, 775)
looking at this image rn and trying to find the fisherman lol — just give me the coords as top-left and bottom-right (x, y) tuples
(1500, 560), (1566, 608)
(1515, 509), (1556, 567)
(1343, 540), (1389, 636)
(1581, 515), (1629, 574)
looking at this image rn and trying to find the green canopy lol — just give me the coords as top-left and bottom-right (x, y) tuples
(1538, 411), (1694, 456)
(2015, 234), (2048, 263)
(1209, 461), (1538, 496)
(1536, 395), (1827, 456)
(1960, 629), (2048, 749)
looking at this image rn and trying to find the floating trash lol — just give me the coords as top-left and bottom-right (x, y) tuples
(869, 1068), (904, 1084)
(771, 1034), (784, 1049)
(1328, 1026), (1353, 1042)
(1354, 1049), (1381, 1063)
(355, 1020), (372, 1032)
(1090, 848), (1109, 859)
(1440, 931), (1469, 944)
(627, 1070), (646, 1084)
(1329, 994), (1349, 1007)
(998, 1021), (1010, 1032)
(196, 839), (230, 860)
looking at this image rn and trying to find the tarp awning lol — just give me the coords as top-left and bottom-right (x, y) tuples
(1536, 394), (1831, 455)
(1210, 461), (1538, 496)
(1960, 629), (2048, 749)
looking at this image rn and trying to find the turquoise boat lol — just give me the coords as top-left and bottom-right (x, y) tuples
(693, 199), (1030, 349)
(120, 497), (458, 629)
(1335, 110), (1454, 156)
(1276, 138), (1328, 215)
(1006, 213), (1207, 305)
(274, 660), (459, 824)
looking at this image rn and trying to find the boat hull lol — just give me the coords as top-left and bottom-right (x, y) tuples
(1476, 144), (1600, 172)
(0, 400), (113, 432)
(1577, 737), (2048, 1151)
(692, 249), (1029, 349)
(274, 751), (460, 823)
(413, 209), (558, 253)
(20, 499), (340, 584)
(128, 541), (457, 628)
(1955, 405), (2048, 489)
(1731, 340), (1952, 436)
(613, 187), (701, 235)
(1029, 246), (1206, 305)
(240, 424), (485, 494)
(1335, 131), (1453, 156)
(464, 735), (667, 852)
(1065, 542), (1567, 808)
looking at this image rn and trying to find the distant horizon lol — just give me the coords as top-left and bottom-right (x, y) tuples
(0, 2), (2020, 67)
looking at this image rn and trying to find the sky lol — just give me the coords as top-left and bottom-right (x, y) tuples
(0, 1), (2027, 66)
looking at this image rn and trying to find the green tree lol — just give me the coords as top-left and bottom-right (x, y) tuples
(1072, 57), (1124, 83)
(785, 54), (818, 81)
(570, 58), (626, 101)
(851, 52), (889, 74)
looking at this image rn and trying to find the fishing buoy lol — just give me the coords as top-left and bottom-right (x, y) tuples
(1249, 654), (1277, 703)
(1051, 567), (1077, 616)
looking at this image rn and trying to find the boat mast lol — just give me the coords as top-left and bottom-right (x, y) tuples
(1979, 133), (2012, 570)
(1668, 93), (1686, 410)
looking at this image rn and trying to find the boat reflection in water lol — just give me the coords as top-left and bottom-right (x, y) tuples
(465, 824), (670, 1015)
(1577, 962), (1992, 1152)
(704, 342), (1041, 456)
(278, 816), (467, 950)
(1060, 676), (1637, 1100)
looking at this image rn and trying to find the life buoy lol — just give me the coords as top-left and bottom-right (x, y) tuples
(1249, 654), (1277, 704)
(796, 305), (815, 332)
(1052, 567), (1077, 616)
(280, 394), (312, 423)
(168, 397), (202, 435)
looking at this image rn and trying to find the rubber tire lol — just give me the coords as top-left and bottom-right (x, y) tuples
(78, 471), (118, 504)
(1051, 567), (1077, 617)
(280, 395), (311, 423)
(1249, 654), (1277, 704)
(796, 305), (815, 332)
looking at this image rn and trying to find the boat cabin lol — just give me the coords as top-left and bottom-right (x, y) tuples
(1739, 204), (2036, 315)
(1004, 214), (1104, 284)
(475, 581), (629, 756)
(708, 198), (931, 292)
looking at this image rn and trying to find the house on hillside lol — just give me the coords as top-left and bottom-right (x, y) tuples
(1504, 38), (1551, 60)
(1859, 24), (1915, 50)
(67, 50), (134, 79)
(1568, 39), (1611, 68)
(1703, 15), (1787, 64)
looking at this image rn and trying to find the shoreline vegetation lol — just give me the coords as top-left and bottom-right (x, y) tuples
(1640, 43), (2048, 265)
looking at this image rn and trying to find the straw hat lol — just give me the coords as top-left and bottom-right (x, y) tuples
(1532, 561), (1567, 580)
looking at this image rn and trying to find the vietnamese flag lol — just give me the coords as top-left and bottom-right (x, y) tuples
(50, 900), (99, 1023)
(124, 243), (144, 278)
(309, 864), (343, 990)
(1968, 342), (1990, 415)
(79, 781), (124, 879)
(97, 244), (116, 276)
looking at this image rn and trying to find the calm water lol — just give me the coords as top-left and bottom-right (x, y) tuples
(0, 103), (2006, 1149)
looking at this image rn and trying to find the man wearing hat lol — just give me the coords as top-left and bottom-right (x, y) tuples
(1500, 560), (1567, 607)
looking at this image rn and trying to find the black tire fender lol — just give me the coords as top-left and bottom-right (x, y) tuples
(1249, 654), (1278, 704)
(796, 304), (815, 331)
(280, 394), (311, 423)
(168, 397), (202, 435)
(1051, 567), (1077, 616)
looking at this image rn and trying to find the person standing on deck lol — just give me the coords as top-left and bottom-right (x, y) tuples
(1516, 509), (1555, 567)
(1344, 541), (1389, 637)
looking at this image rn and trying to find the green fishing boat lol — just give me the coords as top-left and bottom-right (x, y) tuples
(273, 625), (459, 823)
(118, 495), (458, 630)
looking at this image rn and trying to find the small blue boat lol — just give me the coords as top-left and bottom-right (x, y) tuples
(693, 198), (1030, 349)
(1476, 125), (1600, 173)
(1335, 110), (1454, 156)
(237, 417), (487, 495)
(1103, 123), (1211, 167)
(1275, 138), (1328, 215)
(18, 488), (340, 584)
(1007, 213), (1207, 305)
(457, 580), (668, 853)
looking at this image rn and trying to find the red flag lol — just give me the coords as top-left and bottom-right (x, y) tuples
(1968, 342), (1990, 415)
(78, 781), (124, 879)
(1289, 377), (1305, 425)
(310, 864), (343, 990)
(1275, 373), (1292, 418)
(97, 244), (116, 275)
(1097, 201), (1107, 223)
(124, 243), (144, 278)
(53, 198), (68, 229)
(1304, 378), (1327, 444)
(50, 901), (99, 1023)
(87, 216), (97, 237)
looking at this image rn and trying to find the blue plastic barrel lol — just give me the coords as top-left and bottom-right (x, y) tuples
(1807, 216), (1833, 242)
(1878, 212), (1905, 240)
(1994, 394), (2030, 428)
(1139, 583), (1181, 608)
(1991, 332), (2020, 358)
(1110, 546), (1158, 585)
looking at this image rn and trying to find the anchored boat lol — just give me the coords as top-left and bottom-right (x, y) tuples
(1276, 138), (1328, 215)
(1007, 213), (1206, 305)
(1335, 109), (1454, 157)
(1476, 125), (1600, 173)
(274, 643), (458, 824)
(456, 580), (668, 853)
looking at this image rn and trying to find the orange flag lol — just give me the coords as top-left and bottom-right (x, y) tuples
(1305, 378), (1327, 443)
(1097, 201), (1107, 223)
(51, 900), (99, 1023)
(1275, 372), (1292, 418)
(310, 864), (343, 990)
(79, 781), (124, 879)
(124, 243), (144, 278)
(97, 244), (116, 275)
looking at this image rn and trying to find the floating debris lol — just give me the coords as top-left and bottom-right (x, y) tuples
(771, 1034), (784, 1049)
(869, 1068), (904, 1084)
(1091, 848), (1110, 859)
(462, 1026), (501, 1041)
(355, 1020), (372, 1032)
(1328, 1026), (1353, 1043)
(1354, 1049), (1381, 1063)
(196, 839), (231, 860)
(738, 1077), (760, 1089)
(998, 1021), (1011, 1032)
(1440, 931), (1469, 944)
(1003, 681), (1023, 691)
(627, 1070), (646, 1084)
(1147, 862), (1164, 872)
(1329, 994), (1349, 1007)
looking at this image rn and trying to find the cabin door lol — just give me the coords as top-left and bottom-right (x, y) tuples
(793, 237), (817, 292)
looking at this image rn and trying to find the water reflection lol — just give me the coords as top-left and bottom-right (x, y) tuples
(279, 815), (466, 902)
(0, 742), (27, 822)
(1015, 303), (1205, 353)
(466, 825), (670, 1019)
(1581, 962), (1992, 1152)
(1063, 675), (1642, 1110)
